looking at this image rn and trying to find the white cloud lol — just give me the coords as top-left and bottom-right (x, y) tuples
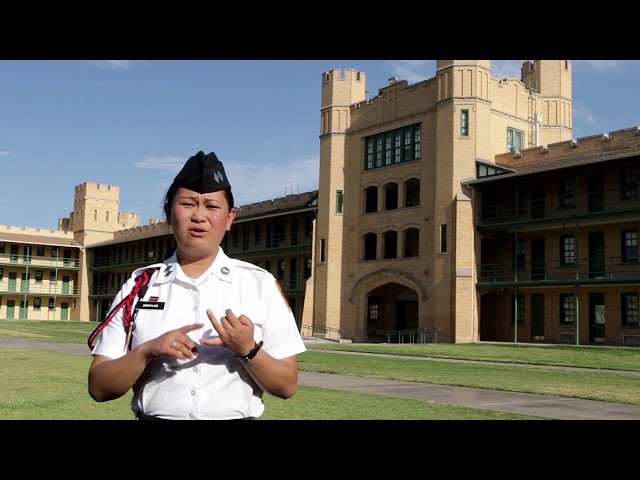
(491, 60), (526, 80)
(133, 156), (186, 172)
(572, 103), (596, 126)
(0, 151), (14, 156)
(386, 60), (434, 84)
(386, 60), (529, 85)
(89, 60), (140, 69)
(580, 60), (621, 69)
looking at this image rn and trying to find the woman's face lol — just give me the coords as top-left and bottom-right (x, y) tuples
(166, 187), (236, 261)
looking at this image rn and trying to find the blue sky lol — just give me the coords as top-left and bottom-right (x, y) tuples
(1, 59), (638, 231)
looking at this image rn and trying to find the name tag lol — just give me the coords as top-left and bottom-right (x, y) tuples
(135, 302), (166, 310)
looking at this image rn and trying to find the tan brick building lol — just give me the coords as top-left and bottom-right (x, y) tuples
(312, 60), (576, 344)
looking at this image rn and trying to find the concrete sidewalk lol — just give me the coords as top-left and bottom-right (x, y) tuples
(2, 336), (640, 420)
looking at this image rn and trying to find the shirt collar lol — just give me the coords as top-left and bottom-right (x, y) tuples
(156, 248), (234, 285)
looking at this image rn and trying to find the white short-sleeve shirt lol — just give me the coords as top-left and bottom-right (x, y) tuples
(91, 248), (307, 419)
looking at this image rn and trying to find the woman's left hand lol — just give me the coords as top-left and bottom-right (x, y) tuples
(202, 308), (255, 357)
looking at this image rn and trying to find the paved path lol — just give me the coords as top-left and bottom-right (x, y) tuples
(2, 336), (640, 420)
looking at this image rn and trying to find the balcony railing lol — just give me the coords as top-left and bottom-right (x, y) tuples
(478, 255), (640, 284)
(0, 253), (80, 269)
(479, 194), (640, 226)
(0, 284), (79, 295)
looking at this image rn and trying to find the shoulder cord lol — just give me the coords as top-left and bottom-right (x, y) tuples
(87, 267), (160, 352)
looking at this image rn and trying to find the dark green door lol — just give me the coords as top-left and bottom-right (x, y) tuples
(531, 237), (545, 280)
(8, 272), (17, 292)
(6, 300), (15, 319)
(62, 276), (70, 294)
(21, 273), (30, 292)
(588, 171), (604, 213)
(19, 300), (28, 319)
(531, 294), (545, 339)
(589, 232), (605, 279)
(61, 302), (69, 320)
(589, 293), (605, 343)
(531, 181), (545, 219)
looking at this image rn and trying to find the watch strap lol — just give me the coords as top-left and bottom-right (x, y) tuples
(237, 340), (263, 362)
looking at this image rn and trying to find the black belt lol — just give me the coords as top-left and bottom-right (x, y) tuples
(135, 411), (254, 420)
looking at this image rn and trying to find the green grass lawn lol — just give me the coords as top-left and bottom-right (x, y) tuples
(1, 319), (639, 419)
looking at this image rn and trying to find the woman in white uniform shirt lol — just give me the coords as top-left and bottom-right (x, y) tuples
(88, 150), (307, 420)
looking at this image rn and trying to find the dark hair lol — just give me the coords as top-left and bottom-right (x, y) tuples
(163, 182), (235, 221)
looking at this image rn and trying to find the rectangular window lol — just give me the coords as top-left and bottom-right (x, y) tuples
(336, 190), (343, 214)
(622, 229), (639, 263)
(277, 259), (285, 281)
(289, 258), (297, 289)
(49, 298), (55, 310)
(232, 229), (239, 247)
(37, 245), (45, 257)
(511, 294), (525, 325)
(384, 133), (392, 166)
(34, 298), (42, 310)
(560, 235), (575, 266)
(51, 246), (59, 258)
(413, 125), (421, 160)
(35, 270), (43, 282)
(461, 109), (469, 137)
(559, 176), (575, 207)
(0, 242), (4, 253)
(394, 131), (402, 163)
(242, 226), (249, 251)
(304, 216), (313, 238)
(622, 293), (639, 326)
(50, 272), (57, 283)
(513, 239), (525, 269)
(291, 219), (299, 246)
(364, 123), (421, 171)
(507, 128), (523, 152)
(320, 238), (326, 263)
(365, 138), (374, 170)
(304, 257), (312, 278)
(0, 267), (3, 280)
(620, 167), (638, 199)
(254, 225), (262, 245)
(264, 259), (271, 273)
(560, 294), (576, 325)
(440, 225), (447, 253)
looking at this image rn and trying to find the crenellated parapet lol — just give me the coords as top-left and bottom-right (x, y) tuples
(495, 126), (640, 168)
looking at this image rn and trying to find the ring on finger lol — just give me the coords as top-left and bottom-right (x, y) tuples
(172, 340), (177, 349)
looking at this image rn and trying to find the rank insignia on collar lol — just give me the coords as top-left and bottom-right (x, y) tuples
(221, 266), (230, 276)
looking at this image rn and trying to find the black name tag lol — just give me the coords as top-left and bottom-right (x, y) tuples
(135, 302), (166, 310)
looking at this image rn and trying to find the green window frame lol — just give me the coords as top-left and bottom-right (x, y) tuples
(336, 190), (343, 214)
(461, 109), (469, 137)
(507, 127), (523, 152)
(560, 294), (576, 325)
(622, 293), (639, 326)
(511, 294), (525, 325)
(364, 123), (421, 171)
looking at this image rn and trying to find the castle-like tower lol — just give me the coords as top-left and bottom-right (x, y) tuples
(314, 69), (367, 333)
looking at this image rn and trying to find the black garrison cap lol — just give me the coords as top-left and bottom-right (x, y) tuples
(172, 151), (232, 193)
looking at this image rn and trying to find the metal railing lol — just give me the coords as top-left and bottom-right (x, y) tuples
(478, 255), (640, 284)
(300, 324), (341, 342)
(385, 327), (440, 344)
